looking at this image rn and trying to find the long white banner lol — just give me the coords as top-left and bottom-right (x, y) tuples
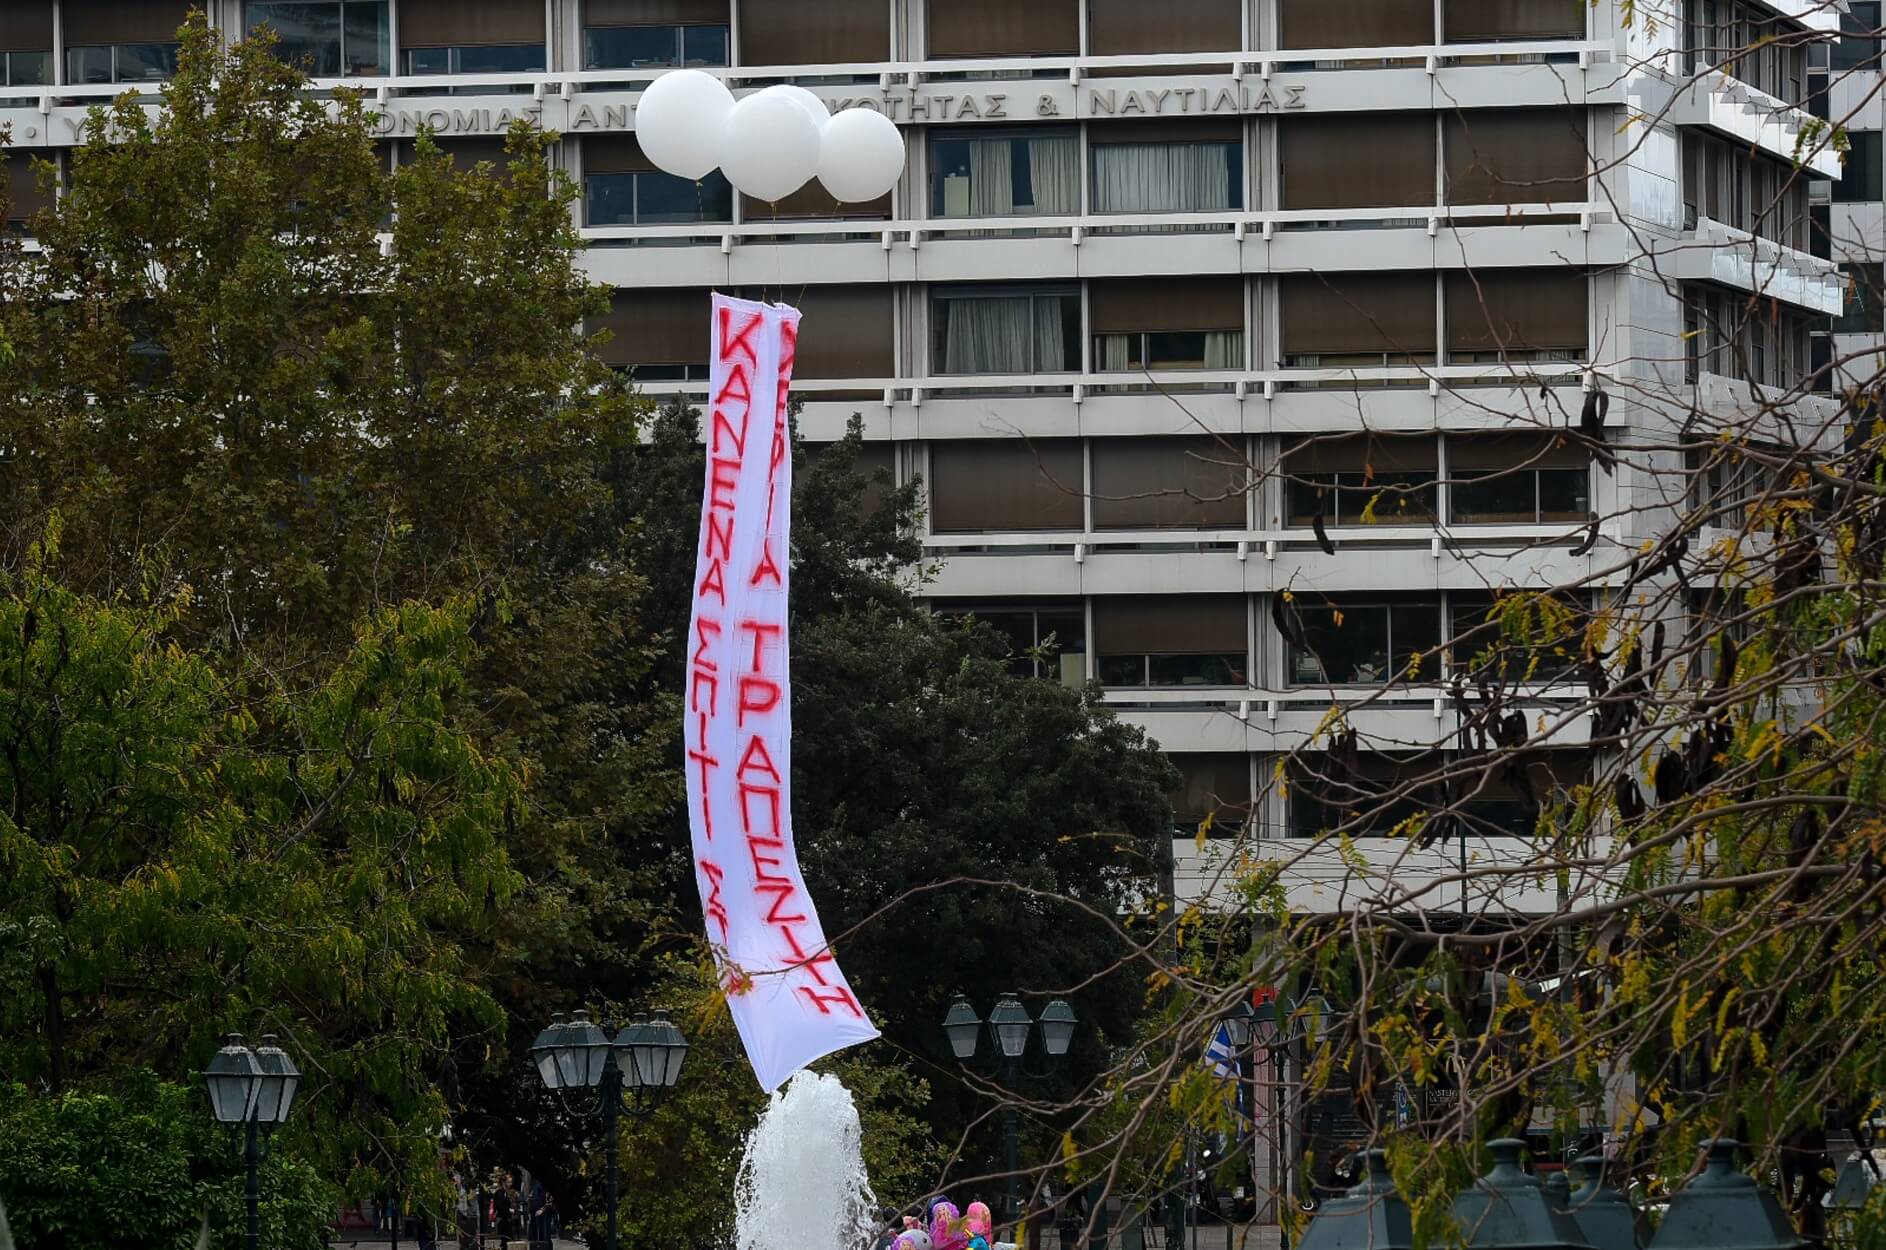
(685, 293), (879, 1092)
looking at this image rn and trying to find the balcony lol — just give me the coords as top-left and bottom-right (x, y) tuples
(0, 40), (1621, 153)
(1652, 68), (1844, 179)
(1669, 215), (1843, 313)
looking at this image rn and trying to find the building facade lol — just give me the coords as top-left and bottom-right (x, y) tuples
(1, 0), (1860, 916)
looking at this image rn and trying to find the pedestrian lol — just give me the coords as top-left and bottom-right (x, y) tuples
(526, 1179), (550, 1250)
(454, 1174), (477, 1250)
(495, 1170), (520, 1249)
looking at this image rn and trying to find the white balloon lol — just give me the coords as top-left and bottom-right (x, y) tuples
(816, 107), (907, 203)
(633, 69), (734, 181)
(755, 83), (831, 134)
(719, 92), (822, 202)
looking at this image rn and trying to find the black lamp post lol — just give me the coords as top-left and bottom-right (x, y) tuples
(203, 1033), (301, 1250)
(531, 1008), (689, 1250)
(941, 993), (1078, 1225)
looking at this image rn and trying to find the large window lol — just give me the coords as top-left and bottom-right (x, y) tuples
(247, 2), (389, 76)
(1285, 595), (1443, 686)
(1288, 751), (1583, 839)
(1279, 273), (1439, 368)
(1282, 115), (1425, 213)
(1094, 596), (1247, 687)
(1444, 270), (1588, 363)
(591, 288), (709, 381)
(1091, 436), (1248, 530)
(584, 135), (732, 226)
(1090, 0), (1240, 53)
(951, 603), (1088, 686)
(1831, 2), (1882, 72)
(1090, 278), (1243, 374)
(401, 0), (545, 75)
(1, 4), (52, 87)
(1444, 0), (1585, 41)
(1835, 264), (1885, 335)
(1834, 132), (1884, 205)
(788, 286), (895, 381)
(583, 0), (728, 69)
(1287, 753), (1435, 839)
(1090, 121), (1242, 221)
(929, 0), (1079, 58)
(931, 128), (1079, 219)
(4, 152), (49, 230)
(1170, 753), (1251, 836)
(1447, 433), (1590, 524)
(1282, 434), (1438, 527)
(1443, 109), (1587, 205)
(741, 0), (887, 65)
(1279, 0), (1434, 48)
(928, 440), (1083, 533)
(1449, 591), (1586, 684)
(63, 1), (187, 84)
(931, 287), (1081, 375)
(1280, 114), (1435, 211)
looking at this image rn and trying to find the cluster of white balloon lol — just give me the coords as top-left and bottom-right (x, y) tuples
(632, 69), (907, 204)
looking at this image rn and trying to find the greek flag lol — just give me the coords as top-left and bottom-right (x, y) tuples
(1204, 1022), (1239, 1081)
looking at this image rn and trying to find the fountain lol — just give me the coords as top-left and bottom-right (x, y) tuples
(735, 1070), (881, 1250)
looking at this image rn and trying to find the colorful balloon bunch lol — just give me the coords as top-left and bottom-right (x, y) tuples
(632, 70), (906, 203)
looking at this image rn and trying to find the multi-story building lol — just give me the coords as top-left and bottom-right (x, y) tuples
(1810, 4), (1885, 388)
(0, 0), (1852, 918)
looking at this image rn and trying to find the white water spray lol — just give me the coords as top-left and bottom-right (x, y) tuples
(734, 1071), (879, 1250)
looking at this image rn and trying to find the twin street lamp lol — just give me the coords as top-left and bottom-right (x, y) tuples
(203, 1034), (302, 1250)
(941, 993), (1080, 1223)
(531, 1009), (690, 1250)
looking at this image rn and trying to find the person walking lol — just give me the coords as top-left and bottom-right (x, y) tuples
(526, 1179), (551, 1250)
(454, 1174), (477, 1250)
(495, 1171), (521, 1250)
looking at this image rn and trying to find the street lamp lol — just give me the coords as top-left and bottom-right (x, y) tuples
(531, 1008), (689, 1250)
(941, 993), (1080, 1227)
(203, 1033), (301, 1250)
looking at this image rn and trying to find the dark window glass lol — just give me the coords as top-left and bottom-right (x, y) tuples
(4, 51), (51, 87)
(66, 45), (113, 83)
(1281, 435), (1439, 527)
(930, 130), (1080, 218)
(1834, 264), (1885, 334)
(1287, 754), (1435, 839)
(587, 169), (732, 225)
(682, 24), (729, 65)
(249, 2), (343, 76)
(1449, 592), (1586, 684)
(456, 43), (547, 73)
(343, 2), (390, 73)
(1286, 598), (1442, 686)
(932, 290), (1081, 374)
(1169, 753), (1251, 837)
(1093, 597), (1247, 688)
(955, 605), (1088, 685)
(586, 24), (678, 67)
(1831, 2), (1882, 71)
(407, 45), (450, 73)
(1835, 132), (1883, 204)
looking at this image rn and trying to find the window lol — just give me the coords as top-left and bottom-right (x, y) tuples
(4, 152), (50, 230)
(741, 0), (887, 65)
(1279, 113), (1436, 211)
(932, 288), (1081, 374)
(1288, 753), (1437, 839)
(931, 128), (1079, 218)
(400, 0), (545, 74)
(1446, 753), (1587, 837)
(1444, 0), (1585, 41)
(584, 134), (732, 226)
(1090, 278), (1243, 375)
(1, 4), (52, 87)
(591, 288), (710, 381)
(584, 0), (728, 69)
(928, 440), (1084, 533)
(247, 2), (389, 76)
(61, 1), (187, 83)
(1279, 273), (1439, 368)
(802, 439), (895, 518)
(1090, 121), (1242, 221)
(1449, 591), (1587, 684)
(1091, 0), (1240, 53)
(1443, 109), (1587, 205)
(1835, 264), (1885, 335)
(928, 0), (1079, 57)
(1094, 596), (1247, 687)
(1279, 0), (1435, 48)
(1170, 753), (1251, 836)
(1447, 433), (1590, 524)
(951, 603), (1088, 686)
(1444, 270), (1588, 363)
(1834, 132), (1882, 205)
(1091, 436), (1248, 530)
(787, 286), (895, 380)
(1282, 434), (1438, 526)
(1830, 1), (1882, 72)
(1285, 595), (1443, 685)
